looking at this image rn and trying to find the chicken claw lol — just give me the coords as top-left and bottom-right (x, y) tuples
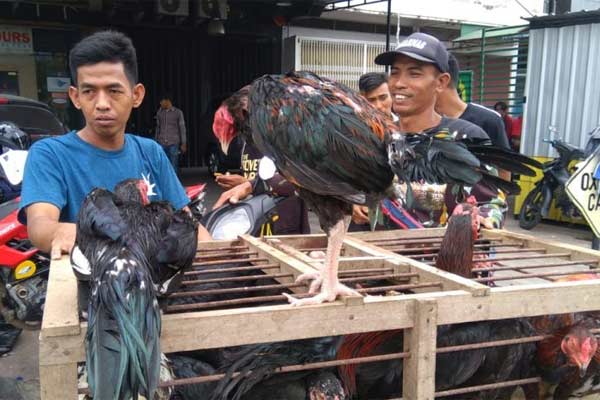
(283, 282), (359, 306)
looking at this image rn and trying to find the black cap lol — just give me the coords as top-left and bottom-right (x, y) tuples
(375, 32), (449, 73)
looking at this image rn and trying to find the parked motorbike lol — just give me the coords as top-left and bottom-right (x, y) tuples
(202, 157), (282, 240)
(518, 136), (585, 230)
(0, 123), (48, 330)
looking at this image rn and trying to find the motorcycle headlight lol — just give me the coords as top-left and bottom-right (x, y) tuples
(210, 207), (252, 240)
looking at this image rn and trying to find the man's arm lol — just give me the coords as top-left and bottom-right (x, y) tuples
(178, 109), (187, 152)
(26, 203), (76, 259)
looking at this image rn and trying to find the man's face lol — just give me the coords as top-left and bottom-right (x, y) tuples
(388, 54), (448, 118)
(495, 106), (506, 117)
(160, 99), (172, 109)
(69, 61), (144, 139)
(362, 83), (393, 116)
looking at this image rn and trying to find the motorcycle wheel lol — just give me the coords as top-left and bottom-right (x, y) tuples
(519, 185), (544, 230)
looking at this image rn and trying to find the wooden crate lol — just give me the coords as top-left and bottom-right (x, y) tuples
(39, 229), (600, 399)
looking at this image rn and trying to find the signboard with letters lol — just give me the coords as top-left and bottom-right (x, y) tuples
(0, 26), (33, 54)
(565, 150), (600, 237)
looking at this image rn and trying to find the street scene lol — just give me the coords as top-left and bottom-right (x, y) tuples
(1, 0), (600, 399)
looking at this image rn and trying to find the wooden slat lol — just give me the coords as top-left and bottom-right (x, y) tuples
(482, 229), (600, 265)
(403, 299), (438, 400)
(353, 228), (447, 241)
(343, 236), (490, 296)
(41, 257), (80, 338)
(241, 235), (316, 295)
(40, 363), (78, 400)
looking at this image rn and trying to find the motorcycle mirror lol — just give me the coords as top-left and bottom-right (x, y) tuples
(0, 150), (28, 186)
(258, 156), (276, 180)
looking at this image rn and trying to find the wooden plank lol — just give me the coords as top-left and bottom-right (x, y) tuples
(41, 256), (80, 338)
(38, 279), (600, 366)
(352, 228), (447, 241)
(267, 238), (390, 272)
(197, 239), (243, 251)
(40, 363), (78, 400)
(241, 235), (316, 294)
(39, 296), (416, 365)
(483, 229), (600, 265)
(263, 234), (328, 249)
(402, 299), (438, 400)
(343, 236), (490, 296)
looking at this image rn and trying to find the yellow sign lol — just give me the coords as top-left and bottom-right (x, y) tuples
(565, 151), (600, 237)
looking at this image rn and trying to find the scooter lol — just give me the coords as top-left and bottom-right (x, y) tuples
(518, 136), (585, 230)
(202, 157), (283, 240)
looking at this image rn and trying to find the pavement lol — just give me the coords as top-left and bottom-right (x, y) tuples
(1, 167), (598, 400)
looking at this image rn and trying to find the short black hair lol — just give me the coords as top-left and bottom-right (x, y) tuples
(494, 101), (508, 111)
(69, 30), (138, 86)
(359, 72), (388, 94)
(160, 93), (173, 102)
(448, 53), (460, 88)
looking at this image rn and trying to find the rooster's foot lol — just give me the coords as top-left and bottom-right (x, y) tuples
(283, 282), (359, 306)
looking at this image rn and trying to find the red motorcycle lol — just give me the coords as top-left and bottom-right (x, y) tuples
(0, 185), (207, 330)
(0, 197), (49, 329)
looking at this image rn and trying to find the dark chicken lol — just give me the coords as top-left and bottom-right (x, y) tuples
(213, 71), (541, 306)
(336, 320), (536, 400)
(435, 197), (494, 280)
(435, 197), (481, 278)
(529, 313), (600, 399)
(71, 179), (198, 400)
(168, 354), (219, 400)
(210, 336), (345, 400)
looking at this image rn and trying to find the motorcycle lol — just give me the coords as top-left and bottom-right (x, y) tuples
(518, 136), (585, 230)
(202, 157), (282, 240)
(0, 124), (48, 330)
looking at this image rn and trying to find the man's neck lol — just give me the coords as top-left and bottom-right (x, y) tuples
(398, 109), (443, 133)
(438, 93), (468, 119)
(77, 126), (125, 151)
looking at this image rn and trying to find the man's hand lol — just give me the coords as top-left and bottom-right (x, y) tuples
(212, 181), (252, 210)
(26, 203), (76, 259)
(352, 205), (370, 225)
(50, 223), (77, 260)
(215, 174), (248, 190)
(180, 143), (187, 154)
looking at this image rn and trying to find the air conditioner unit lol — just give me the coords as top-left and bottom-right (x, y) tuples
(198, 0), (227, 20)
(157, 0), (189, 16)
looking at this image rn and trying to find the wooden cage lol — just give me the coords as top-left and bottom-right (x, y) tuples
(39, 228), (600, 399)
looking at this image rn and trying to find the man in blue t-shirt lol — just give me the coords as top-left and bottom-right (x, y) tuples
(19, 30), (211, 260)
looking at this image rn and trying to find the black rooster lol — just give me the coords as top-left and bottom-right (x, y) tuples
(337, 320), (536, 399)
(210, 336), (345, 400)
(71, 179), (198, 400)
(213, 71), (541, 306)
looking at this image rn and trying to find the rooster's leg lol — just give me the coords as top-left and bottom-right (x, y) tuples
(285, 216), (359, 306)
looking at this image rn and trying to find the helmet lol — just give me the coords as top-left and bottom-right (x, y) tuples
(0, 121), (31, 151)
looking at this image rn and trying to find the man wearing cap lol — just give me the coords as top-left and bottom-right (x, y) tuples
(436, 53), (511, 181)
(374, 32), (505, 228)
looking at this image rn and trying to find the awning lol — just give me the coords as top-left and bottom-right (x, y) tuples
(453, 25), (528, 42)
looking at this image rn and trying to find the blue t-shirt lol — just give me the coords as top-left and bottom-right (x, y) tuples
(19, 131), (189, 223)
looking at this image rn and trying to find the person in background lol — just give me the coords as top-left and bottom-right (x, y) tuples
(494, 101), (514, 148)
(437, 53), (511, 181)
(155, 93), (187, 172)
(358, 72), (396, 120)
